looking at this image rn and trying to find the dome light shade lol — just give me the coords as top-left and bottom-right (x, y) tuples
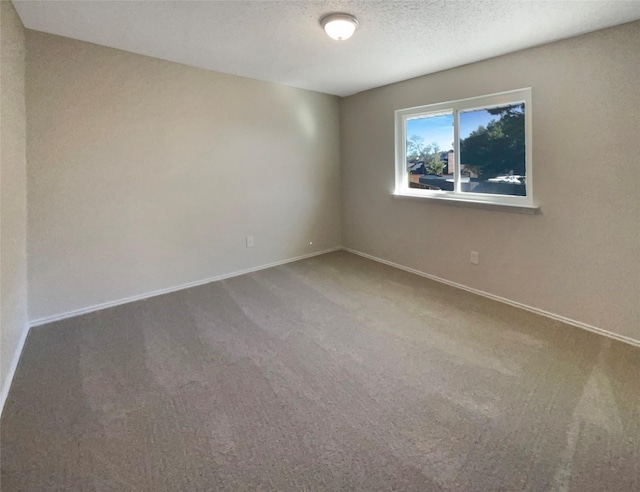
(320, 13), (359, 41)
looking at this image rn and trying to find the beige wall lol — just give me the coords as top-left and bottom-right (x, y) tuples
(26, 31), (341, 322)
(1, 1), (28, 404)
(17, 20), (640, 342)
(340, 21), (640, 342)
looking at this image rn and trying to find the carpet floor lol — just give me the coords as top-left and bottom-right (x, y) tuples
(1, 251), (639, 491)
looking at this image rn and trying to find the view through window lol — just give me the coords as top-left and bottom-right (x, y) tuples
(396, 89), (532, 207)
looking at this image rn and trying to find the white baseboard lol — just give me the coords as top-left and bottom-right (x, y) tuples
(343, 247), (640, 349)
(0, 322), (30, 418)
(7, 243), (638, 418)
(30, 247), (342, 328)
(24, 243), (640, 361)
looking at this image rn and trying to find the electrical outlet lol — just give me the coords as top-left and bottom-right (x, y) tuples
(470, 251), (479, 265)
(246, 236), (254, 248)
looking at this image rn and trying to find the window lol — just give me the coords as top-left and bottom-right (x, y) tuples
(394, 88), (533, 209)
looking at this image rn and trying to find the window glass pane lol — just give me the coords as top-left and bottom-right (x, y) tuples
(406, 112), (454, 191)
(459, 103), (526, 196)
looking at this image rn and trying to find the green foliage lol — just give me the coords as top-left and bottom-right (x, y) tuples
(460, 104), (525, 178)
(426, 152), (445, 175)
(406, 137), (444, 175)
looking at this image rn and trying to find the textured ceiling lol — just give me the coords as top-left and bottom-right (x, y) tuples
(13, 1), (640, 96)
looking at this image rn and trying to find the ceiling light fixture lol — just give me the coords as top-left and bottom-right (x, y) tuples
(320, 13), (359, 41)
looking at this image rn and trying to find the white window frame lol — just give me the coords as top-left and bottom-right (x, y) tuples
(394, 88), (534, 209)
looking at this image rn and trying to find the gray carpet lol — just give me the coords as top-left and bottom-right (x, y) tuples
(1, 251), (639, 491)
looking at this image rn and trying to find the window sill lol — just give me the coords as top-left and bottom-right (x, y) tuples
(391, 192), (540, 215)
